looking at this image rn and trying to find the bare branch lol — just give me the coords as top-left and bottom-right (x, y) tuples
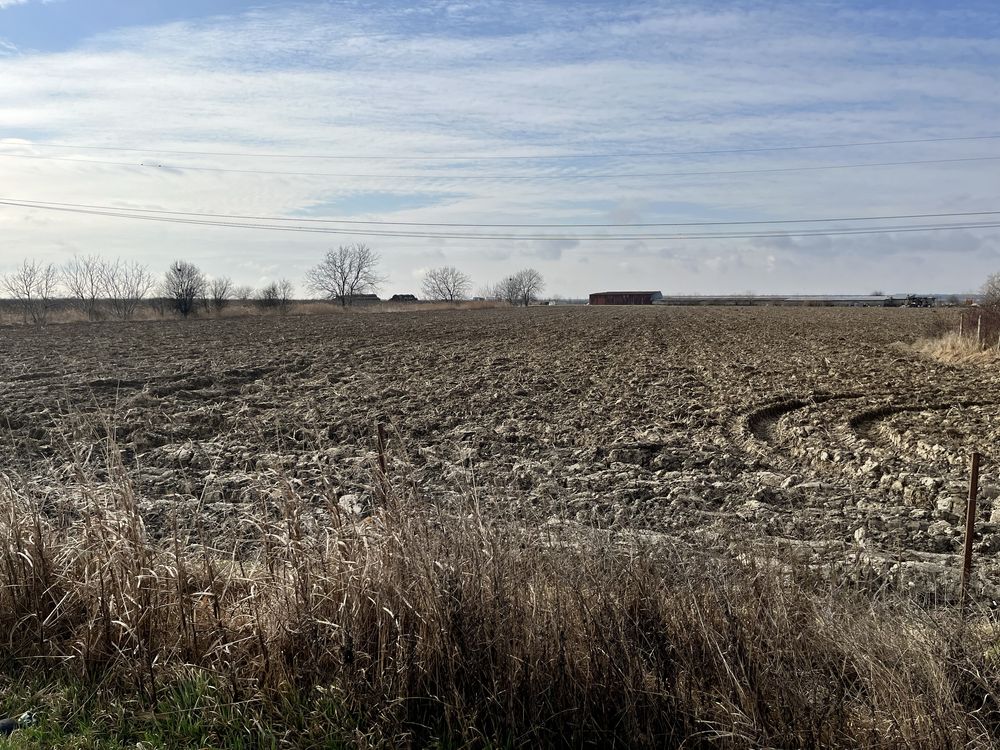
(981, 272), (1000, 308)
(63, 254), (107, 320)
(162, 260), (206, 318)
(210, 276), (234, 312)
(257, 279), (294, 314)
(421, 266), (472, 302)
(233, 285), (254, 302)
(2, 259), (59, 324)
(492, 268), (545, 307)
(306, 243), (386, 306)
(104, 260), (155, 320)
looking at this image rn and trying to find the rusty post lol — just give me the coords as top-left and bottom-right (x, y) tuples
(960, 451), (981, 610)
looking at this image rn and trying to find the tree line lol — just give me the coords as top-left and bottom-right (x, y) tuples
(161, 260), (296, 318)
(1, 256), (296, 324)
(1, 243), (545, 324)
(307, 242), (545, 307)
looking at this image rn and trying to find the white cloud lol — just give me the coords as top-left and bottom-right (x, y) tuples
(0, 2), (997, 295)
(0, 0), (57, 8)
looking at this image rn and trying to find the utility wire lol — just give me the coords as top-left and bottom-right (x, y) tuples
(1, 151), (999, 180)
(2, 199), (998, 241)
(3, 133), (1000, 161)
(5, 197), (1000, 228)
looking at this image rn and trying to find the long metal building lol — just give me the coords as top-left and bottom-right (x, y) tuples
(589, 291), (663, 305)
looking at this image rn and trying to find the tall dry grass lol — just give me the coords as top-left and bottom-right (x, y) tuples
(3, 443), (1000, 748)
(0, 299), (507, 326)
(915, 331), (1000, 364)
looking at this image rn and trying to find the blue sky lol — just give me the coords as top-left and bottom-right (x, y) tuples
(1, 0), (999, 295)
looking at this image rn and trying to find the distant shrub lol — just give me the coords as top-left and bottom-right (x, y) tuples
(256, 279), (294, 313)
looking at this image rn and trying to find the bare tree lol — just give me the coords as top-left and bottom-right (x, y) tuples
(520, 269), (545, 306)
(63, 254), (107, 320)
(278, 279), (294, 313)
(421, 266), (472, 301)
(981, 272), (1000, 308)
(476, 282), (501, 301)
(233, 284), (254, 302)
(494, 275), (520, 306)
(307, 243), (386, 306)
(162, 260), (206, 318)
(493, 268), (545, 307)
(257, 278), (294, 314)
(514, 268), (544, 307)
(104, 260), (155, 320)
(2, 259), (59, 324)
(210, 276), (234, 312)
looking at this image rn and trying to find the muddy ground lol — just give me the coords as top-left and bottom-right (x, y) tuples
(3, 305), (997, 596)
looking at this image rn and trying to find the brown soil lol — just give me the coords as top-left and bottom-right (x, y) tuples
(3, 305), (995, 594)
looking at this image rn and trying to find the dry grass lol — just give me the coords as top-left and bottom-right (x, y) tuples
(0, 299), (507, 326)
(915, 331), (1000, 364)
(2, 441), (1000, 749)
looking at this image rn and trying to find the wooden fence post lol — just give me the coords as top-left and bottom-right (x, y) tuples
(961, 451), (981, 611)
(375, 420), (389, 501)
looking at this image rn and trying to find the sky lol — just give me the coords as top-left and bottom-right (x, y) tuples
(1, 0), (999, 297)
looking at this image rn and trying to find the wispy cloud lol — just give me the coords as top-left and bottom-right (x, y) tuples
(0, 2), (998, 294)
(0, 0), (54, 9)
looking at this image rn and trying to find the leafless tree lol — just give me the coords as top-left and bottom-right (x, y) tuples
(493, 268), (545, 307)
(981, 272), (1000, 307)
(162, 260), (206, 318)
(278, 279), (294, 313)
(210, 276), (234, 312)
(257, 279), (294, 314)
(2, 259), (60, 324)
(233, 284), (254, 302)
(517, 268), (545, 306)
(421, 266), (472, 301)
(307, 243), (386, 306)
(104, 260), (155, 320)
(63, 254), (107, 320)
(476, 282), (501, 301)
(494, 275), (518, 306)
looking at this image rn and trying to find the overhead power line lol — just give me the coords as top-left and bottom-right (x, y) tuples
(5, 197), (1000, 228)
(1, 151), (999, 180)
(1, 199), (998, 241)
(3, 133), (1000, 161)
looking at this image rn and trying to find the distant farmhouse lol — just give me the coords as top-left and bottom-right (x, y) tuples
(389, 294), (419, 302)
(589, 291), (663, 305)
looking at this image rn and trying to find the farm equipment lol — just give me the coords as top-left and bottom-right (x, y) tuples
(904, 295), (935, 308)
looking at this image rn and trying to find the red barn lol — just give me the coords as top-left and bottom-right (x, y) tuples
(588, 291), (663, 305)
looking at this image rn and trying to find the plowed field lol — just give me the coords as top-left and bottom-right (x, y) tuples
(4, 305), (996, 594)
